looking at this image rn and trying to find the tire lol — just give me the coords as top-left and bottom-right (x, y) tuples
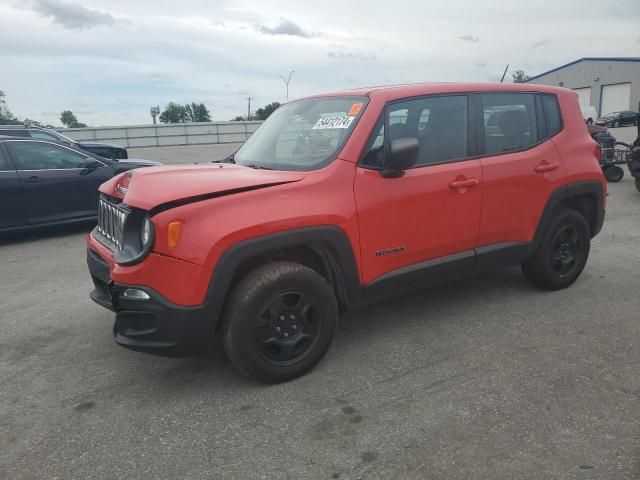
(604, 165), (624, 182)
(614, 121), (619, 128)
(635, 177), (640, 193)
(222, 261), (338, 383)
(522, 208), (591, 290)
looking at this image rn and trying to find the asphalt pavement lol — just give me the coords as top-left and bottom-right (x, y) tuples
(1, 141), (639, 479)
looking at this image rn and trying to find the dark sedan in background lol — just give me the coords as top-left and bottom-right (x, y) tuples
(0, 136), (160, 232)
(596, 111), (638, 128)
(0, 125), (129, 160)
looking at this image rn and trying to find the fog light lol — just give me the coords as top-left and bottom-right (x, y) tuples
(122, 288), (150, 300)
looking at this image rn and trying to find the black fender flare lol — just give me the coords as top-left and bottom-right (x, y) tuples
(202, 225), (364, 331)
(529, 180), (605, 255)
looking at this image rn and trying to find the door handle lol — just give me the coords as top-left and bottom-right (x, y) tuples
(449, 178), (479, 189)
(24, 176), (42, 183)
(534, 162), (560, 173)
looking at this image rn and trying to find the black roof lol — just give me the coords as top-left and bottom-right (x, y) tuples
(526, 57), (640, 82)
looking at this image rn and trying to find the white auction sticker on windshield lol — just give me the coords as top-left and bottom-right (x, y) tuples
(312, 116), (355, 130)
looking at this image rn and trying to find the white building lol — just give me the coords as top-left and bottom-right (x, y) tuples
(525, 57), (640, 117)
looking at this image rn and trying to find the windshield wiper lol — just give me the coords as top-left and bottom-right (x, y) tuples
(213, 153), (235, 164)
(245, 163), (273, 170)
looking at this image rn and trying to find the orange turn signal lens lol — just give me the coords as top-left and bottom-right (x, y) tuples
(167, 221), (181, 248)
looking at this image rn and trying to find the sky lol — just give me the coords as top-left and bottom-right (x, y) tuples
(1, 0), (638, 126)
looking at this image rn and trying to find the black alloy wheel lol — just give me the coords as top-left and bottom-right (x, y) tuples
(223, 261), (338, 383)
(549, 225), (583, 279)
(521, 208), (591, 290)
(253, 290), (321, 365)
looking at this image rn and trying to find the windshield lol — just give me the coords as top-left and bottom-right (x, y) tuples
(234, 96), (368, 171)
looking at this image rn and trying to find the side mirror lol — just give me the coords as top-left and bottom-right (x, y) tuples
(382, 137), (419, 177)
(80, 158), (103, 174)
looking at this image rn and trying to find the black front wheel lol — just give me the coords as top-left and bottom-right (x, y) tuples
(222, 261), (338, 383)
(522, 208), (591, 290)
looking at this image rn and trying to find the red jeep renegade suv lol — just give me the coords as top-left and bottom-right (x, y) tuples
(87, 83), (605, 382)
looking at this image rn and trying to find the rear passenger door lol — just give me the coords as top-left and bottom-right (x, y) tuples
(475, 92), (566, 251)
(0, 143), (28, 229)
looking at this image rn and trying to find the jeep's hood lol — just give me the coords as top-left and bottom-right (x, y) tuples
(99, 163), (305, 211)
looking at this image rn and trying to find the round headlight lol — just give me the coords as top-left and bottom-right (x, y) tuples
(141, 216), (152, 247)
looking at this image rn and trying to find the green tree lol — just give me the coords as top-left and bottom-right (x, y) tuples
(159, 102), (187, 123)
(184, 102), (212, 122)
(512, 69), (530, 83)
(60, 110), (87, 128)
(23, 118), (54, 128)
(231, 115), (246, 121)
(253, 102), (281, 120)
(0, 90), (21, 125)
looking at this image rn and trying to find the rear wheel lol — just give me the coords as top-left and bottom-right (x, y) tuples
(522, 208), (590, 290)
(635, 177), (640, 193)
(222, 261), (338, 383)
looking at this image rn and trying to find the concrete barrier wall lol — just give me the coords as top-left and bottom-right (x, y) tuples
(55, 121), (263, 148)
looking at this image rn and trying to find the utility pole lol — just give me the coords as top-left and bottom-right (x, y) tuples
(247, 97), (251, 120)
(500, 64), (509, 83)
(279, 70), (295, 101)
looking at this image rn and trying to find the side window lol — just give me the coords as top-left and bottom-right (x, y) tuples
(29, 130), (62, 142)
(360, 95), (469, 168)
(7, 141), (89, 170)
(0, 129), (29, 137)
(389, 108), (408, 125)
(0, 145), (10, 170)
(541, 95), (562, 137)
(361, 123), (384, 168)
(480, 93), (538, 154)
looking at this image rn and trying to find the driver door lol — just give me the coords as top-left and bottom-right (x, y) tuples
(6, 140), (113, 224)
(354, 95), (483, 291)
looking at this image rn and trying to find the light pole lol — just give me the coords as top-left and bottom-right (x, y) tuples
(280, 70), (295, 101)
(150, 105), (160, 124)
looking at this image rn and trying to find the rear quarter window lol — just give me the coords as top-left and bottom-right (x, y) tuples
(541, 95), (562, 137)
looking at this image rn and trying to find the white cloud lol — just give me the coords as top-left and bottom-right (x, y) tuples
(1, 0), (639, 125)
(258, 18), (314, 38)
(327, 51), (377, 61)
(31, 0), (116, 29)
(458, 34), (479, 43)
(531, 39), (551, 48)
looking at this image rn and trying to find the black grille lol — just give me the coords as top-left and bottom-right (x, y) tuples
(97, 196), (128, 250)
